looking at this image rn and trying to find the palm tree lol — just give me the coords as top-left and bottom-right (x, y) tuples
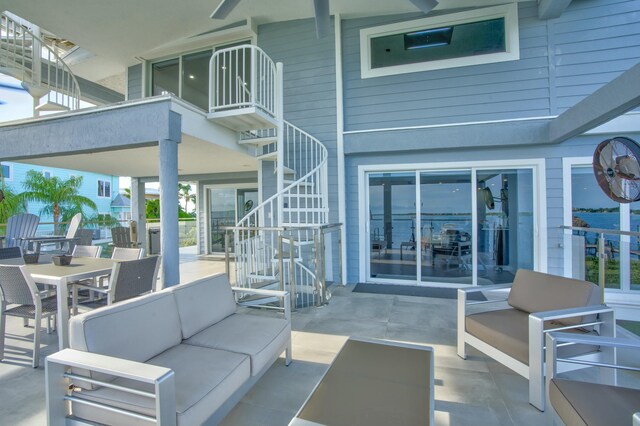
(0, 182), (27, 230)
(20, 170), (97, 234)
(178, 183), (196, 212)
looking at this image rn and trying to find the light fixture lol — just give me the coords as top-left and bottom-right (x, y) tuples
(188, 74), (195, 79)
(314, 0), (330, 39)
(210, 0), (241, 19)
(409, 0), (439, 14)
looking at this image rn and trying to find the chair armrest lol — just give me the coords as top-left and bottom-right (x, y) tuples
(546, 332), (640, 350)
(529, 304), (613, 324)
(46, 349), (176, 426)
(458, 283), (512, 294)
(231, 287), (291, 321)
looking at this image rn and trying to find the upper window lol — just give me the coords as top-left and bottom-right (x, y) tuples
(98, 179), (111, 198)
(360, 4), (519, 78)
(0, 163), (12, 181)
(42, 170), (52, 179)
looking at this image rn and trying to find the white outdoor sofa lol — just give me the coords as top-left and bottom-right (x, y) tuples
(457, 269), (616, 411)
(45, 273), (291, 425)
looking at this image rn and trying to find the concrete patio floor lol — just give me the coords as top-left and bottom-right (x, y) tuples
(0, 249), (636, 425)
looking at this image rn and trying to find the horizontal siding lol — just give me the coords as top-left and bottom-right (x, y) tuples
(258, 18), (338, 224)
(552, 0), (640, 114)
(342, 3), (552, 131)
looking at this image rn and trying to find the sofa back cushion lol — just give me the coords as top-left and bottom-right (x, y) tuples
(69, 291), (182, 362)
(507, 269), (600, 325)
(171, 273), (237, 339)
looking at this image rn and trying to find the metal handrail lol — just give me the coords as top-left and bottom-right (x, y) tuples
(1, 12), (82, 111)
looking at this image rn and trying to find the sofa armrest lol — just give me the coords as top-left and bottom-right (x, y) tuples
(231, 287), (291, 322)
(46, 349), (176, 426)
(529, 304), (614, 326)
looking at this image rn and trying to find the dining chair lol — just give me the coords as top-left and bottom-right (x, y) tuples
(71, 245), (102, 258)
(0, 264), (58, 368)
(111, 247), (145, 260)
(0, 247), (24, 264)
(71, 256), (161, 314)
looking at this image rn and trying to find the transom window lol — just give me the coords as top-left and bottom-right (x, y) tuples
(1, 163), (12, 181)
(360, 4), (519, 78)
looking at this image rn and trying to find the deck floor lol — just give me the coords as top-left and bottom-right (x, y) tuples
(0, 247), (637, 425)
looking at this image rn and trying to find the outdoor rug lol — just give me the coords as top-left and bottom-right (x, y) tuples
(353, 283), (487, 301)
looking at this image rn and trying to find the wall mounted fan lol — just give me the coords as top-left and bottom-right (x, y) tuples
(593, 136), (640, 203)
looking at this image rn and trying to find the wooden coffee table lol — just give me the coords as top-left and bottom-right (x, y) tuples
(290, 337), (434, 426)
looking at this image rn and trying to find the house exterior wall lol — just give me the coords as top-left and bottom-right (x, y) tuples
(2, 161), (120, 226)
(127, 64), (143, 100)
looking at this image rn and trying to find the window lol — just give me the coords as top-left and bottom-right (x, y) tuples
(0, 163), (12, 181)
(98, 179), (111, 198)
(360, 4), (519, 78)
(42, 170), (52, 179)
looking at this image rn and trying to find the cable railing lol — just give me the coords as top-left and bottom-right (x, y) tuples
(0, 12), (81, 112)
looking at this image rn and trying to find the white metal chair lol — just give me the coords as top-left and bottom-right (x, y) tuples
(546, 332), (640, 425)
(71, 245), (102, 258)
(0, 264), (58, 368)
(111, 246), (145, 260)
(71, 256), (161, 314)
(27, 213), (82, 255)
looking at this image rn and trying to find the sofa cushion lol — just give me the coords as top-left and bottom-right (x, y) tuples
(72, 344), (251, 426)
(171, 273), (237, 339)
(549, 378), (640, 426)
(69, 291), (182, 363)
(466, 308), (598, 365)
(184, 312), (290, 375)
(507, 269), (600, 325)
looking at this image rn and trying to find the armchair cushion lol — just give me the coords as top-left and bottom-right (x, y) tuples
(171, 274), (237, 339)
(549, 378), (640, 426)
(507, 269), (600, 326)
(466, 309), (598, 364)
(72, 344), (251, 426)
(185, 312), (290, 375)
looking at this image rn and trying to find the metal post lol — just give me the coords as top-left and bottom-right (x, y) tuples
(320, 229), (326, 305)
(224, 231), (231, 279)
(598, 233), (606, 303)
(289, 234), (296, 311)
(278, 233), (285, 292)
(338, 225), (343, 286)
(313, 229), (320, 306)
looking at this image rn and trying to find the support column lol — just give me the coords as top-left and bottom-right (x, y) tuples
(159, 138), (180, 287)
(130, 178), (147, 252)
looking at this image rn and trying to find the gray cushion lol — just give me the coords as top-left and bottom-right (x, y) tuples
(550, 378), (640, 426)
(72, 344), (251, 426)
(69, 291), (182, 363)
(466, 308), (597, 365)
(170, 274), (237, 339)
(185, 312), (290, 375)
(507, 269), (600, 325)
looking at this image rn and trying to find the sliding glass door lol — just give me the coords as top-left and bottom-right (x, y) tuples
(366, 164), (537, 286)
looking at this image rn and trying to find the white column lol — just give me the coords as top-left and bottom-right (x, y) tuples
(159, 139), (180, 287)
(130, 178), (147, 252)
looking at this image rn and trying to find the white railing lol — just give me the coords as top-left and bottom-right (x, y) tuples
(0, 12), (81, 111)
(209, 45), (277, 118)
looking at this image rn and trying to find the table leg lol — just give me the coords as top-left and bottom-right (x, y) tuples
(56, 279), (70, 350)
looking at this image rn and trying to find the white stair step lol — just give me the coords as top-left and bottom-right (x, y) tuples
(0, 66), (28, 81)
(247, 273), (278, 281)
(21, 81), (49, 98)
(239, 136), (278, 147)
(35, 100), (70, 112)
(283, 179), (313, 187)
(256, 151), (277, 160)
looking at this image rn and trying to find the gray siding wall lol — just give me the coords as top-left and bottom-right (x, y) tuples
(127, 64), (143, 100)
(258, 18), (338, 224)
(341, 1), (640, 131)
(345, 132), (640, 283)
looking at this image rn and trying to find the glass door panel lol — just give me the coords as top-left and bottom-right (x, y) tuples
(237, 189), (259, 222)
(209, 188), (236, 253)
(476, 169), (533, 284)
(420, 171), (472, 284)
(369, 172), (417, 281)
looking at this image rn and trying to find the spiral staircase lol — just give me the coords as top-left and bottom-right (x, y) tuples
(0, 12), (81, 114)
(208, 45), (330, 308)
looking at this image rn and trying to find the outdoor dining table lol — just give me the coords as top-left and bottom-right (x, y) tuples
(25, 257), (115, 350)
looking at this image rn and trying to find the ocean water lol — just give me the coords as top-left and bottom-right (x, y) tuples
(573, 212), (640, 251)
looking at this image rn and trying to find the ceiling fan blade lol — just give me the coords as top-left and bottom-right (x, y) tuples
(409, 0), (439, 14)
(314, 0), (330, 39)
(211, 0), (241, 19)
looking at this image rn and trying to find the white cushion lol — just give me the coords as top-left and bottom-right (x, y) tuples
(69, 291), (182, 363)
(185, 312), (290, 375)
(72, 344), (251, 426)
(170, 273), (237, 339)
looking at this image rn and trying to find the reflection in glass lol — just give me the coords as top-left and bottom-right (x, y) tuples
(209, 188), (236, 253)
(420, 171), (473, 284)
(182, 50), (213, 110)
(476, 169), (533, 285)
(369, 172), (417, 281)
(152, 58), (179, 96)
(571, 166), (620, 289)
